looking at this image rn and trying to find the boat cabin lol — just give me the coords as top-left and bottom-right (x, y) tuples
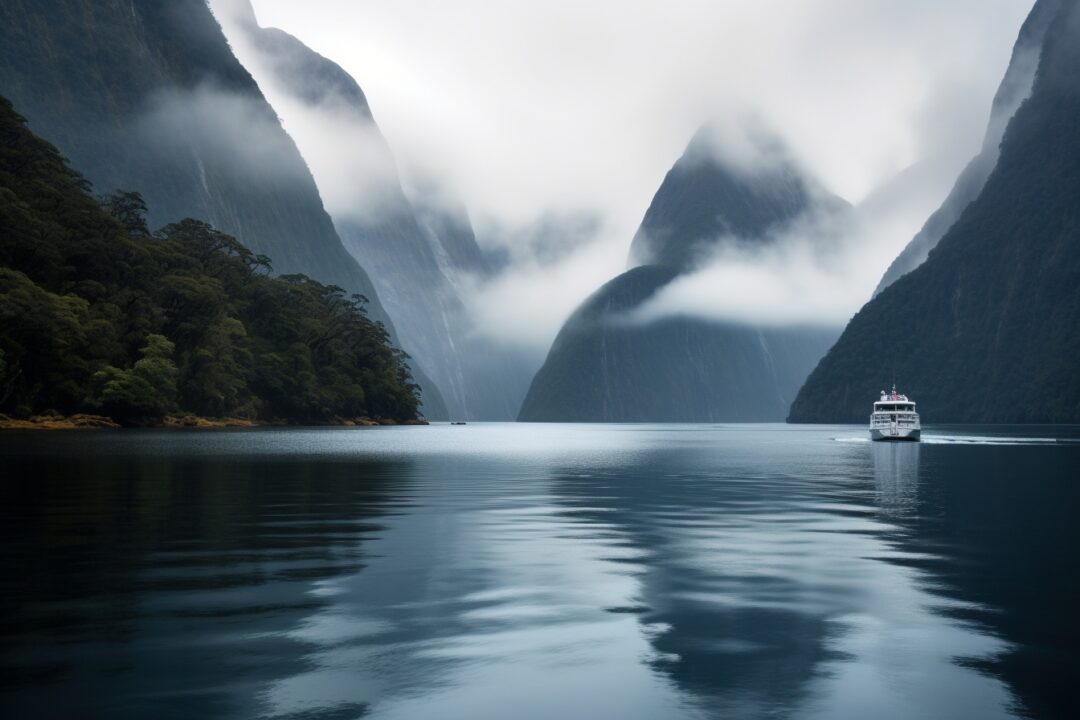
(874, 401), (916, 413)
(870, 385), (921, 441)
(874, 387), (916, 414)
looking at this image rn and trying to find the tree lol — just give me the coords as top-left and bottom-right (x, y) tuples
(0, 348), (18, 405)
(180, 316), (255, 417)
(99, 190), (150, 237)
(89, 334), (178, 424)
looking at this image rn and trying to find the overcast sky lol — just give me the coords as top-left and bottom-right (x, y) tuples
(243, 0), (1033, 349)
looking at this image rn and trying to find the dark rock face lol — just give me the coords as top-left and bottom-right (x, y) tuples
(873, 0), (1060, 294)
(628, 129), (824, 270)
(790, 0), (1080, 424)
(0, 0), (370, 315)
(217, 4), (535, 419)
(0, 0), (448, 418)
(518, 267), (838, 422)
(520, 132), (844, 422)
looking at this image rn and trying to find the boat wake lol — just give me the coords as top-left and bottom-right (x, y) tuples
(921, 435), (1078, 446)
(834, 435), (1077, 446)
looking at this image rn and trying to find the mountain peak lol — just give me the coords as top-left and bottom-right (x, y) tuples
(627, 125), (840, 270)
(519, 125), (845, 423)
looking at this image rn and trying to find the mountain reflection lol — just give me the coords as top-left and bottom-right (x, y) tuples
(2, 426), (1077, 720)
(545, 456), (841, 718)
(258, 449), (693, 720)
(880, 439), (1080, 720)
(0, 434), (415, 719)
(544, 440), (1021, 719)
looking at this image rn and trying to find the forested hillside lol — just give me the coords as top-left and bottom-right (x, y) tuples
(0, 97), (421, 425)
(0, 0), (447, 419)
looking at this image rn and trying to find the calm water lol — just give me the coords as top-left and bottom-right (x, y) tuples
(1, 424), (1078, 720)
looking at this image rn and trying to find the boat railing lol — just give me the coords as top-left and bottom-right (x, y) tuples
(870, 416), (920, 427)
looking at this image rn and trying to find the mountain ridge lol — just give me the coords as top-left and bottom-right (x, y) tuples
(789, 0), (1080, 423)
(873, 0), (1059, 294)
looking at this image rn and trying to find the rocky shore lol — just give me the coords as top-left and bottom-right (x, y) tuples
(0, 413), (429, 430)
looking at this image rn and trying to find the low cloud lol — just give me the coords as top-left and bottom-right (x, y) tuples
(229, 0), (1031, 347)
(631, 238), (865, 328)
(211, 0), (407, 222)
(631, 154), (960, 327)
(461, 213), (626, 353)
(136, 83), (313, 185)
(247, 0), (1030, 214)
(264, 96), (407, 221)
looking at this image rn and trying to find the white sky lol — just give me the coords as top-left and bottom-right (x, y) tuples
(243, 0), (1033, 349)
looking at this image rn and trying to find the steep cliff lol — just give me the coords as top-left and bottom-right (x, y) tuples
(213, 0), (534, 419)
(874, 0), (1059, 294)
(790, 0), (1080, 423)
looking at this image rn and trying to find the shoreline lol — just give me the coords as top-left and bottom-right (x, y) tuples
(0, 413), (429, 431)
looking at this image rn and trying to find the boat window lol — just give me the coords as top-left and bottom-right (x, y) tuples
(878, 403), (914, 412)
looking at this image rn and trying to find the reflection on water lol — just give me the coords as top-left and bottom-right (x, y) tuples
(872, 441), (920, 514)
(1, 424), (1078, 720)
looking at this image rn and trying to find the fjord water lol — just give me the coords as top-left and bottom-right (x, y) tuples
(1, 425), (1077, 720)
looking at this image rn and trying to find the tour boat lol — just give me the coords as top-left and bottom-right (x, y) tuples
(870, 385), (921, 441)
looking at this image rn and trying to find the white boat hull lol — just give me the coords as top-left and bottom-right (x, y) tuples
(870, 426), (921, 442)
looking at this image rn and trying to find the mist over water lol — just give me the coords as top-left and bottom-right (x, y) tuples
(2, 424), (1077, 720)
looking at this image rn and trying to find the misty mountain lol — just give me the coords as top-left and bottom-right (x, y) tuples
(214, 1), (536, 420)
(519, 132), (843, 422)
(0, 0), (447, 418)
(627, 130), (836, 270)
(873, 0), (1059, 294)
(789, 0), (1080, 423)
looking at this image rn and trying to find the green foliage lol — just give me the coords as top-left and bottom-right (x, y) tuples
(0, 95), (420, 424)
(89, 334), (178, 424)
(99, 190), (150, 238)
(0, 339), (18, 406)
(0, 268), (92, 409)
